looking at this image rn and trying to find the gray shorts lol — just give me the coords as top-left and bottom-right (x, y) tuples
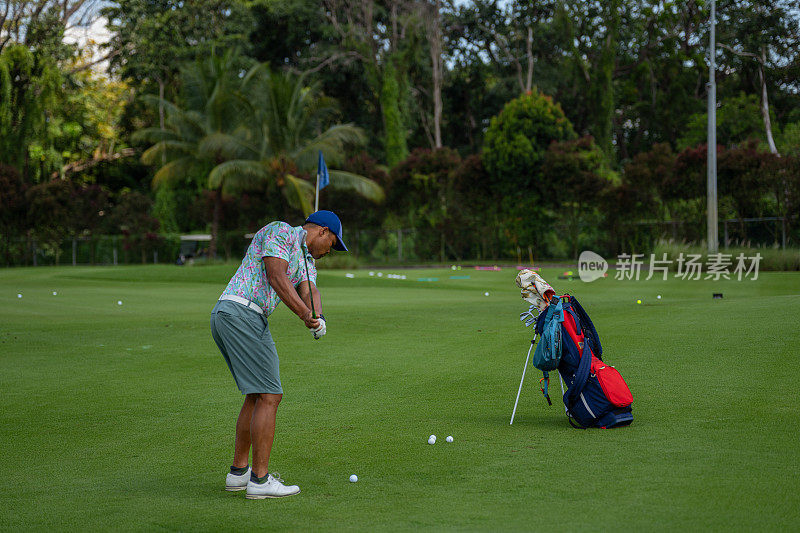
(210, 299), (282, 395)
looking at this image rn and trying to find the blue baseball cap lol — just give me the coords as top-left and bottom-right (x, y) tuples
(305, 210), (348, 251)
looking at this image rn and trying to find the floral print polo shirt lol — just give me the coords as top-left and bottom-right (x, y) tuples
(220, 222), (317, 316)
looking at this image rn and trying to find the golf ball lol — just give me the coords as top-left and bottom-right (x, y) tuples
(484, 292), (489, 296)
(117, 300), (123, 305)
(428, 435), (436, 445)
(446, 436), (453, 443)
(657, 295), (662, 299)
(369, 271), (375, 276)
(17, 293), (22, 298)
(636, 299), (642, 304)
(349, 474), (358, 483)
(52, 291), (57, 296)
(377, 272), (383, 277)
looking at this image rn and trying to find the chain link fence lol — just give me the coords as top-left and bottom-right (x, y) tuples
(0, 217), (795, 268)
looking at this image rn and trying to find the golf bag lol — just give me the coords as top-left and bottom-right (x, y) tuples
(535, 295), (633, 429)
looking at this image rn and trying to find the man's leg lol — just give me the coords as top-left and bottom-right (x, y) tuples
(233, 394), (257, 468)
(251, 392), (282, 478)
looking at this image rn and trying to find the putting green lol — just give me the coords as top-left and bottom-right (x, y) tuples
(1, 264), (799, 530)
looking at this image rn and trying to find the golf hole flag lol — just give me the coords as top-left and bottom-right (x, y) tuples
(315, 151), (329, 211)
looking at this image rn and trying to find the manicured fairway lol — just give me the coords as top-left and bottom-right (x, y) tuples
(1, 264), (799, 531)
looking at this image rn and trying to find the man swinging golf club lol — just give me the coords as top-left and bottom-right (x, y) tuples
(210, 210), (347, 498)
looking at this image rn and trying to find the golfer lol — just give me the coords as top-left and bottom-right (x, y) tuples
(210, 210), (347, 499)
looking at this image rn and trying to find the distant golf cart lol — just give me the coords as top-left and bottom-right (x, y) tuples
(177, 234), (211, 265)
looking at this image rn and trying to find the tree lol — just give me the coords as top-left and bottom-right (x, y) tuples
(102, 0), (253, 142)
(0, 164), (28, 265)
(482, 90), (576, 197)
(26, 179), (78, 264)
(555, 0), (620, 158)
(0, 44), (62, 180)
(677, 93), (771, 150)
(543, 136), (617, 258)
(444, 0), (560, 154)
(0, 0), (100, 55)
(718, 140), (776, 238)
(321, 0), (423, 166)
(386, 147), (462, 261)
(106, 190), (160, 263)
(621, 142), (675, 216)
(136, 51), (384, 257)
(203, 67), (385, 215)
(318, 152), (389, 238)
(716, 0), (800, 155)
(451, 154), (501, 259)
(133, 49), (255, 258)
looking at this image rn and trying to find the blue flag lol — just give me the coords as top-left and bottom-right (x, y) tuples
(317, 151), (329, 190)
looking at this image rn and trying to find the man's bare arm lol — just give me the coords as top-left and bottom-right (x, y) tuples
(264, 257), (319, 329)
(297, 280), (322, 317)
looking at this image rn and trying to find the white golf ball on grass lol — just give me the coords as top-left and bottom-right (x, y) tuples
(349, 474), (358, 483)
(117, 300), (123, 306)
(428, 435), (436, 445)
(446, 436), (453, 443)
(17, 293), (22, 298)
(484, 292), (489, 296)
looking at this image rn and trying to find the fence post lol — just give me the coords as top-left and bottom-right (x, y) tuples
(397, 228), (403, 262)
(782, 217), (787, 249)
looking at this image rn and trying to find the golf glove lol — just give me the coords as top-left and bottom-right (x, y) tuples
(311, 317), (326, 340)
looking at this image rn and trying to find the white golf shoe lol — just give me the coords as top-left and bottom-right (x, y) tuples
(246, 473), (300, 499)
(225, 466), (252, 491)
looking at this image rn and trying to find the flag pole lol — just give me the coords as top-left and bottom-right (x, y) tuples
(315, 170), (320, 212)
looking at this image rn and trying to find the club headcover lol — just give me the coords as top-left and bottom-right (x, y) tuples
(515, 269), (555, 312)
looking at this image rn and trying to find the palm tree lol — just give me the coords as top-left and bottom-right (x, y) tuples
(136, 51), (383, 257)
(133, 50), (263, 258)
(201, 67), (384, 216)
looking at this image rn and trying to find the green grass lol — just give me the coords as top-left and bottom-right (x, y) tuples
(652, 240), (800, 271)
(1, 264), (799, 531)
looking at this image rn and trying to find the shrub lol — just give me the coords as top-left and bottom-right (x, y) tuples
(482, 90), (576, 198)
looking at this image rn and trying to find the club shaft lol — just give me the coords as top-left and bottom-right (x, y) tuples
(306, 276), (316, 318)
(301, 232), (317, 319)
(510, 341), (534, 425)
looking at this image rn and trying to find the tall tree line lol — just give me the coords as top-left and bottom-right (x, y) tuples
(1, 0), (799, 265)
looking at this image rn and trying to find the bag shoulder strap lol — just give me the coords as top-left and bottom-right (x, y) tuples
(569, 296), (602, 359)
(563, 339), (593, 409)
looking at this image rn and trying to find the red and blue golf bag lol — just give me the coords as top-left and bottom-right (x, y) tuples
(535, 295), (633, 429)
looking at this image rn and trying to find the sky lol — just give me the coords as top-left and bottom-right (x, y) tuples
(63, 14), (112, 72)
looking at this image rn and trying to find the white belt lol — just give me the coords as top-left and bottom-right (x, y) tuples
(219, 294), (264, 315)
